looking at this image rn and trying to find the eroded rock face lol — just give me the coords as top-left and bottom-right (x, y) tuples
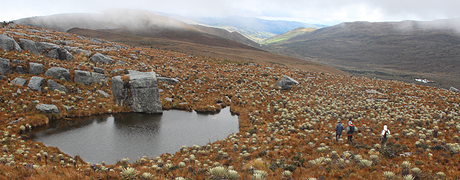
(112, 71), (162, 113)
(275, 75), (299, 90)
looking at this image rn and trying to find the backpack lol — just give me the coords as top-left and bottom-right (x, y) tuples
(347, 126), (354, 133)
(383, 130), (388, 139)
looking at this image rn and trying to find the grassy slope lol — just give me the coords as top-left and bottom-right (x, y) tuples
(261, 27), (316, 44)
(265, 21), (460, 89)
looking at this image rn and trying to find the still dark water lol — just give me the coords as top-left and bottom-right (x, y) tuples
(30, 107), (238, 164)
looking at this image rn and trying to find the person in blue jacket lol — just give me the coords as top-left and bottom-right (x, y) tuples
(335, 121), (344, 142)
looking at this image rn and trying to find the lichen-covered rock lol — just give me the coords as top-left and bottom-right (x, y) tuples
(11, 77), (27, 86)
(74, 70), (92, 85)
(0, 34), (21, 52)
(92, 72), (108, 84)
(47, 79), (68, 93)
(28, 76), (45, 92)
(112, 71), (162, 113)
(29, 62), (43, 75)
(0, 58), (12, 75)
(89, 52), (114, 64)
(36, 104), (59, 114)
(44, 67), (70, 81)
(275, 75), (299, 90)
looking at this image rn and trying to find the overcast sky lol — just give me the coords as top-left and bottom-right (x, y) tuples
(2, 0), (460, 25)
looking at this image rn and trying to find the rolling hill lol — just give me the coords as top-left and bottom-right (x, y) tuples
(265, 19), (460, 89)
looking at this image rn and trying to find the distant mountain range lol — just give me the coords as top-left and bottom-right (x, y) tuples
(175, 16), (326, 42)
(264, 19), (460, 88)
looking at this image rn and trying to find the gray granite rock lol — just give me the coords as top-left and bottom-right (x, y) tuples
(28, 76), (45, 92)
(35, 42), (60, 53)
(92, 72), (108, 84)
(450, 87), (460, 93)
(74, 70), (92, 85)
(29, 62), (43, 75)
(96, 90), (110, 98)
(89, 52), (114, 64)
(0, 58), (12, 75)
(93, 67), (105, 74)
(47, 79), (68, 93)
(0, 34), (21, 52)
(112, 71), (162, 113)
(11, 77), (27, 86)
(275, 75), (299, 90)
(44, 67), (70, 81)
(13, 60), (27, 74)
(64, 46), (91, 57)
(36, 104), (59, 114)
(19, 38), (39, 55)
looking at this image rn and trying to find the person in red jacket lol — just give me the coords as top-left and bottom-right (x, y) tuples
(346, 121), (355, 144)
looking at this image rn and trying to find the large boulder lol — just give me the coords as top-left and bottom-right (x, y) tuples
(74, 70), (92, 85)
(19, 38), (39, 55)
(0, 34), (21, 52)
(47, 79), (68, 93)
(44, 67), (70, 81)
(11, 77), (27, 86)
(64, 46), (91, 57)
(29, 62), (43, 75)
(36, 104), (59, 114)
(0, 58), (12, 75)
(275, 75), (299, 90)
(90, 53), (114, 64)
(28, 76), (45, 92)
(35, 42), (60, 53)
(112, 71), (162, 113)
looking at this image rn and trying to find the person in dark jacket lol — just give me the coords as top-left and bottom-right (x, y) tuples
(335, 121), (344, 142)
(381, 125), (391, 147)
(346, 121), (355, 144)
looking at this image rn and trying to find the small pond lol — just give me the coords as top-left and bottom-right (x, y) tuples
(30, 107), (238, 164)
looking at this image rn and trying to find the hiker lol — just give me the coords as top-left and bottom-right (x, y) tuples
(346, 121), (355, 143)
(335, 121), (344, 142)
(381, 125), (391, 146)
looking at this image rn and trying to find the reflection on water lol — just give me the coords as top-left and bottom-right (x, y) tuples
(30, 107), (238, 164)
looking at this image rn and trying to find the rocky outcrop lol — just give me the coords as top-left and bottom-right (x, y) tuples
(74, 70), (92, 85)
(47, 79), (68, 93)
(29, 62), (43, 75)
(112, 71), (162, 113)
(0, 58), (12, 75)
(11, 77), (27, 86)
(28, 76), (45, 92)
(64, 46), (91, 57)
(19, 40), (73, 61)
(0, 34), (21, 52)
(93, 67), (105, 74)
(36, 104), (59, 114)
(47, 48), (74, 61)
(44, 67), (70, 81)
(275, 75), (299, 90)
(90, 53), (114, 64)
